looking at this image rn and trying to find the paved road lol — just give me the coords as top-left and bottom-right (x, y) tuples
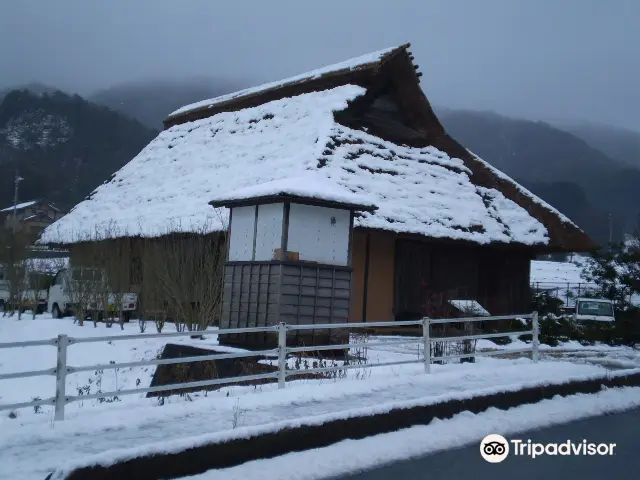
(337, 408), (640, 480)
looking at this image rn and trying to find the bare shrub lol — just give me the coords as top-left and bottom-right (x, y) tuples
(147, 226), (225, 332)
(64, 244), (103, 327)
(23, 258), (57, 319)
(140, 238), (168, 333)
(0, 228), (29, 319)
(100, 238), (131, 330)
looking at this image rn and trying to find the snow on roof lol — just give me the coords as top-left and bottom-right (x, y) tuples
(169, 45), (402, 118)
(209, 175), (377, 210)
(24, 257), (69, 274)
(41, 84), (549, 246)
(0, 200), (37, 213)
(448, 299), (490, 316)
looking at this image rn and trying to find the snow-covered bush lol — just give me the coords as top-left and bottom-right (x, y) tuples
(581, 235), (640, 311)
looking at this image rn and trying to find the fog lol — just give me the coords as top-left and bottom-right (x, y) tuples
(1, 0), (638, 129)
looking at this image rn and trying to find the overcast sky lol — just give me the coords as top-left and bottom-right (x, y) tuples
(1, 0), (638, 130)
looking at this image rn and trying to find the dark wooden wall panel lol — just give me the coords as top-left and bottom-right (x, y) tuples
(220, 261), (353, 348)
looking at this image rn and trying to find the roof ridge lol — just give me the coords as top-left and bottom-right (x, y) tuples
(166, 43), (411, 122)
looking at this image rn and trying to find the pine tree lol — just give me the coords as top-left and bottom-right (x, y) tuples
(582, 235), (640, 311)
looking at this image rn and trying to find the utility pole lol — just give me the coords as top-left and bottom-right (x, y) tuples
(12, 170), (23, 233)
(608, 213), (613, 244)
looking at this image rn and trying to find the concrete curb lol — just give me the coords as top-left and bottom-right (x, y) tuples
(49, 371), (640, 480)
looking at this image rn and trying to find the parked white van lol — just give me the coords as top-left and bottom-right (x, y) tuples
(48, 266), (138, 321)
(573, 298), (616, 322)
(0, 264), (50, 314)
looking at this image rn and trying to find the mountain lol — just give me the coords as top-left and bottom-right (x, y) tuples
(89, 78), (240, 129)
(558, 122), (640, 169)
(437, 108), (623, 183)
(0, 89), (157, 212)
(437, 108), (640, 244)
(0, 82), (62, 102)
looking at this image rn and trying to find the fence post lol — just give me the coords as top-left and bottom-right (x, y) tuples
(532, 311), (539, 364)
(54, 334), (69, 421)
(422, 318), (431, 374)
(277, 322), (287, 389)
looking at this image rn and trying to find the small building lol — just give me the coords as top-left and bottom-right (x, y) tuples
(1, 199), (65, 241)
(210, 175), (377, 346)
(39, 43), (594, 327)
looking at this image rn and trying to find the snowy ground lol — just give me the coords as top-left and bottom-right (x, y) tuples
(184, 387), (640, 480)
(530, 259), (586, 284)
(1, 313), (638, 480)
(530, 258), (640, 307)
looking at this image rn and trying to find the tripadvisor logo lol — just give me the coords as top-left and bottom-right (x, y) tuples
(480, 434), (617, 463)
(480, 434), (510, 463)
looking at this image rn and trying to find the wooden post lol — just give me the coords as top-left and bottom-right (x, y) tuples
(422, 318), (431, 373)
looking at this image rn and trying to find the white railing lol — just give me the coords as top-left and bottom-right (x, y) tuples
(0, 313), (538, 421)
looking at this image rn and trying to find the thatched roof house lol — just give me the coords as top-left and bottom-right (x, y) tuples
(41, 43), (594, 321)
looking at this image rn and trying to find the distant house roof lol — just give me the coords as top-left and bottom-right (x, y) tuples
(0, 199), (60, 214)
(0, 200), (38, 213)
(40, 44), (594, 251)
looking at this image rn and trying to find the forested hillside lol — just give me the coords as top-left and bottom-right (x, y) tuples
(0, 89), (157, 211)
(438, 109), (640, 243)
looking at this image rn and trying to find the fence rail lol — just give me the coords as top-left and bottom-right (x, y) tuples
(531, 281), (600, 306)
(0, 313), (538, 421)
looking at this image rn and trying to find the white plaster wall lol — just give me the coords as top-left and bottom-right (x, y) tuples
(287, 204), (350, 265)
(228, 205), (256, 261)
(254, 203), (284, 261)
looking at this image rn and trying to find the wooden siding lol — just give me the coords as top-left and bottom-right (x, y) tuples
(220, 261), (352, 348)
(349, 229), (395, 322)
(365, 231), (395, 321)
(394, 238), (533, 318)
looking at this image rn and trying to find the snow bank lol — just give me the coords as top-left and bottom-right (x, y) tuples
(186, 387), (640, 480)
(531, 260), (587, 284)
(45, 362), (613, 478)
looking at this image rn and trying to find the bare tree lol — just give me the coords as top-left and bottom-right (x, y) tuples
(149, 225), (225, 332)
(0, 228), (29, 319)
(140, 238), (167, 333)
(94, 243), (115, 328)
(23, 258), (55, 319)
(65, 262), (101, 327)
(104, 239), (132, 331)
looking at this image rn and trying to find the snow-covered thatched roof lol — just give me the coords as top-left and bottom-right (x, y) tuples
(40, 44), (593, 251)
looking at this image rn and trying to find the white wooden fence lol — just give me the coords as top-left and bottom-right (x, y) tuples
(0, 313), (539, 421)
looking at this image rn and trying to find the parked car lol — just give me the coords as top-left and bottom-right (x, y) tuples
(0, 265), (50, 314)
(48, 266), (138, 321)
(572, 298), (616, 322)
